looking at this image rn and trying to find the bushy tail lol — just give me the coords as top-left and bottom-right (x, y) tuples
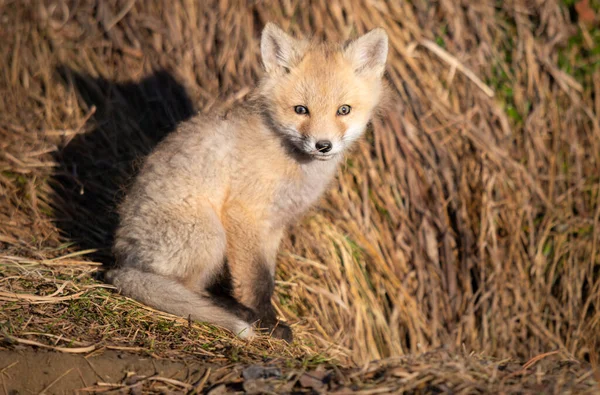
(106, 267), (254, 338)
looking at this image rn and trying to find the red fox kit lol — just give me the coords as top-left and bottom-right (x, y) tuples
(107, 23), (388, 341)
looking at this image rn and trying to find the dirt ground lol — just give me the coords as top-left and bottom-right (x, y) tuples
(0, 349), (215, 394)
(1, 345), (599, 394)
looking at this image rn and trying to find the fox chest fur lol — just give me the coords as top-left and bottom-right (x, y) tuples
(224, 124), (341, 231)
(267, 160), (338, 228)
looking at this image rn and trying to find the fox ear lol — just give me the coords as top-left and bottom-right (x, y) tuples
(344, 28), (388, 76)
(261, 23), (304, 73)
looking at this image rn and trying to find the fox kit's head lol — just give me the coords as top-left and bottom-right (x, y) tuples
(258, 23), (388, 161)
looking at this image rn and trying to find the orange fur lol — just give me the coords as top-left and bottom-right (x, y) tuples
(107, 24), (389, 341)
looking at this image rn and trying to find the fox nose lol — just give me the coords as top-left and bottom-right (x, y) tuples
(315, 140), (332, 153)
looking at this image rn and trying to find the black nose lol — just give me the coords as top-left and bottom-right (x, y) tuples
(315, 140), (332, 153)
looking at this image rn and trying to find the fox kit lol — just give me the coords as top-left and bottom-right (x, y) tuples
(107, 24), (388, 341)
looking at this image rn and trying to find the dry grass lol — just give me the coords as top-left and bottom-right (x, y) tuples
(1, 0), (599, 392)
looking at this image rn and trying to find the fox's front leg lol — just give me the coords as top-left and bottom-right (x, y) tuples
(223, 203), (292, 341)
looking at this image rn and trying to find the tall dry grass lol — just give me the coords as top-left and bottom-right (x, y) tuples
(1, 0), (598, 366)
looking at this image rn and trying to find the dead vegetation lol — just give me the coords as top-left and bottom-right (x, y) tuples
(1, 0), (599, 393)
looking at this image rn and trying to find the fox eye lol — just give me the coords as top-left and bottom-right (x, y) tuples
(337, 105), (351, 116)
(294, 105), (309, 115)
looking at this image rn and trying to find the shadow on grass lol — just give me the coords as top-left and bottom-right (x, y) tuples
(51, 67), (195, 265)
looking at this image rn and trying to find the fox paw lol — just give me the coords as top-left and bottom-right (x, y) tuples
(270, 322), (293, 343)
(258, 320), (293, 343)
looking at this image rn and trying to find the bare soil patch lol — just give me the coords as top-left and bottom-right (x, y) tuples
(0, 349), (211, 394)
